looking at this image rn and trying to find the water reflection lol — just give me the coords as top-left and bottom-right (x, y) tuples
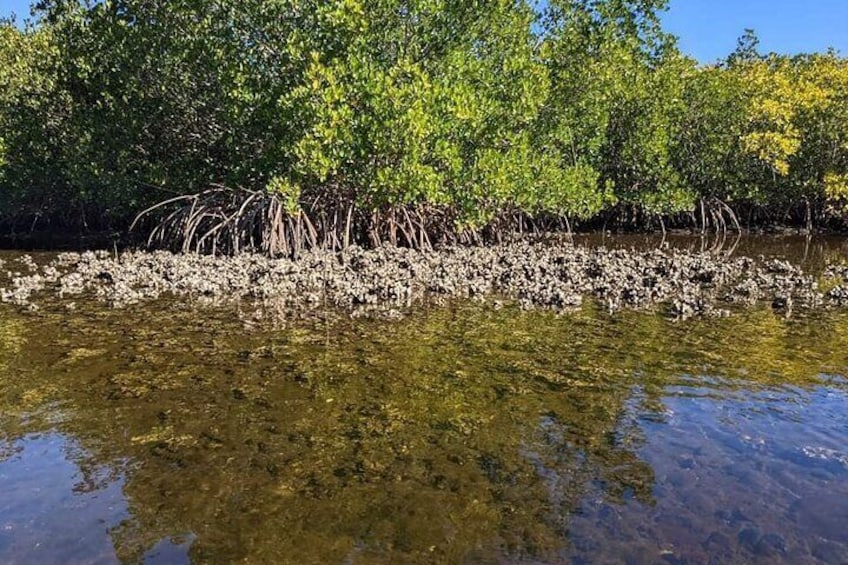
(566, 385), (848, 563)
(1, 240), (848, 562)
(0, 433), (127, 565)
(572, 232), (848, 271)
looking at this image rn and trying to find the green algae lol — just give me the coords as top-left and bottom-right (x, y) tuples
(1, 294), (847, 562)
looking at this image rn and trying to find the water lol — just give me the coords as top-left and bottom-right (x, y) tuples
(1, 237), (848, 563)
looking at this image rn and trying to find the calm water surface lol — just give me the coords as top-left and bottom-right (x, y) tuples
(1, 236), (848, 564)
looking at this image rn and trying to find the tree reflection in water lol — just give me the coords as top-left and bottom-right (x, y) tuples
(1, 288), (847, 563)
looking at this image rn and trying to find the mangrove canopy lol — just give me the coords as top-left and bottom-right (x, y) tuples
(1, 1), (847, 252)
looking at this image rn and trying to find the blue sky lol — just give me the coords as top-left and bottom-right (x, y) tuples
(0, 0), (29, 21)
(663, 0), (848, 63)
(2, 0), (846, 63)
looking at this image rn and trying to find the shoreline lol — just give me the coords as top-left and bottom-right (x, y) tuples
(2, 241), (847, 320)
(0, 224), (845, 253)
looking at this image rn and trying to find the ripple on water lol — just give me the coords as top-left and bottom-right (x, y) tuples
(1, 245), (848, 562)
(564, 386), (848, 563)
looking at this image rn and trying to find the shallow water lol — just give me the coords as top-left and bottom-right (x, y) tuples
(1, 237), (848, 564)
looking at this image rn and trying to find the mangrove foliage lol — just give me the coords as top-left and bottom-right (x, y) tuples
(1, 1), (847, 252)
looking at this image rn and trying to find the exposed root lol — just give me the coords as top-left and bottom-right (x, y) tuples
(697, 197), (742, 235)
(131, 186), (583, 256)
(132, 185), (354, 257)
(132, 187), (754, 258)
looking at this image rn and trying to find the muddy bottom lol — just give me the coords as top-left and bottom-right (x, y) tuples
(1, 236), (847, 564)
